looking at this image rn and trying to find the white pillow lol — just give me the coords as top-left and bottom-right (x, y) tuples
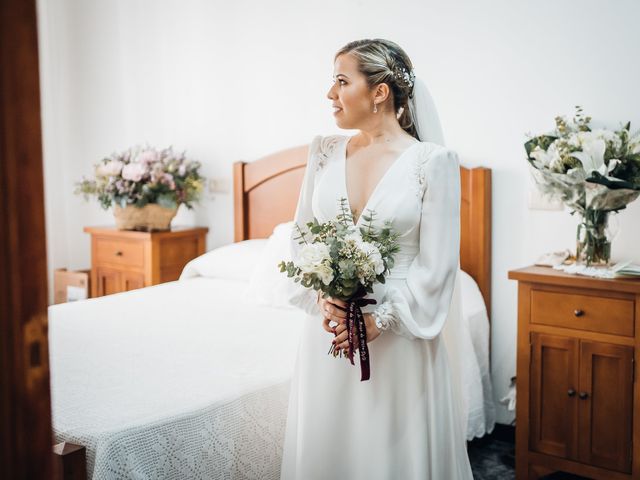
(459, 269), (487, 319)
(179, 239), (268, 281)
(245, 221), (299, 309)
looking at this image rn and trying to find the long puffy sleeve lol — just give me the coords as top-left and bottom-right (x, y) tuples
(375, 147), (461, 340)
(286, 135), (323, 316)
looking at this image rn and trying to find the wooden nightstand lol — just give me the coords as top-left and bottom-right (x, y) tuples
(84, 226), (208, 297)
(508, 266), (640, 480)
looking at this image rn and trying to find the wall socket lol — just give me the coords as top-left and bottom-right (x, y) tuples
(208, 177), (230, 194)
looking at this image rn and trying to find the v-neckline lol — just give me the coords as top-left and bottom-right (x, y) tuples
(341, 135), (420, 226)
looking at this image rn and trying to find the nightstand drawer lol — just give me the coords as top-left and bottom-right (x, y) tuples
(95, 238), (145, 268)
(86, 226), (208, 297)
(531, 289), (634, 336)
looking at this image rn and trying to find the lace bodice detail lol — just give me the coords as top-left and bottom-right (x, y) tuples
(290, 134), (461, 341)
(313, 135), (342, 172)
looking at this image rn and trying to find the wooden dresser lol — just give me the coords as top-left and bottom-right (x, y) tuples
(508, 266), (640, 480)
(84, 226), (208, 297)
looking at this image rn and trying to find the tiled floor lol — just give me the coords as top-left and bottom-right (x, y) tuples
(467, 432), (590, 479)
(468, 435), (515, 479)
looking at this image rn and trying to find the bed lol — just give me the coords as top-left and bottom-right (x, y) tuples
(49, 141), (493, 479)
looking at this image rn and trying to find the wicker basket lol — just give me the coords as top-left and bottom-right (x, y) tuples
(113, 204), (179, 231)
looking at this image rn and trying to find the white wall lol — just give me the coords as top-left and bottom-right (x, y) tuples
(37, 0), (640, 425)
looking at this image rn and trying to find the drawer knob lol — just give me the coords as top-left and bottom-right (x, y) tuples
(567, 388), (576, 397)
(115, 251), (123, 256)
(573, 309), (584, 317)
(579, 391), (589, 400)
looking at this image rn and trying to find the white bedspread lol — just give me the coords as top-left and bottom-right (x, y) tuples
(49, 272), (494, 479)
(49, 277), (304, 480)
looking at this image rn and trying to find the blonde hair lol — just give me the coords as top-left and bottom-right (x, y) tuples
(335, 39), (417, 139)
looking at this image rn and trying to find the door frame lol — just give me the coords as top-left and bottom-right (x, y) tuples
(0, 0), (54, 478)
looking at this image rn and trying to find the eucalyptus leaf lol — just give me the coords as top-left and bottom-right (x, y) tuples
(157, 193), (177, 209)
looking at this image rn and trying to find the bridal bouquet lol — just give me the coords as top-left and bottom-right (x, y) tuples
(525, 106), (640, 265)
(278, 198), (400, 381)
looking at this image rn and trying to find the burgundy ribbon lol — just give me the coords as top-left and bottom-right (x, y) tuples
(346, 296), (377, 381)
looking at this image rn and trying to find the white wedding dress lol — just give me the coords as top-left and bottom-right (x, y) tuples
(280, 134), (474, 479)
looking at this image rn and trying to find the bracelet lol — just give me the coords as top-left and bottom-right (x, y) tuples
(371, 303), (394, 332)
(371, 301), (398, 332)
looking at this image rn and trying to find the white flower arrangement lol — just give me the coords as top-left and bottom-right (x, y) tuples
(525, 106), (640, 265)
(525, 106), (640, 215)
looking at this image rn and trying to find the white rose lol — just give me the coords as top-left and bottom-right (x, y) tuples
(298, 243), (331, 273)
(121, 162), (148, 182)
(96, 160), (124, 177)
(312, 263), (334, 285)
(344, 231), (363, 245)
(359, 241), (385, 275)
(135, 149), (160, 165)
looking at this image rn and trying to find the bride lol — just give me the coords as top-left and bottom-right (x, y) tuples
(280, 38), (474, 479)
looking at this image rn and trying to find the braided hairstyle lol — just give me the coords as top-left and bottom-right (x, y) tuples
(335, 39), (417, 139)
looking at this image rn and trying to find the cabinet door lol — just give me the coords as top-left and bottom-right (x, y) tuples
(578, 340), (633, 473)
(95, 267), (121, 296)
(121, 271), (145, 292)
(530, 333), (579, 459)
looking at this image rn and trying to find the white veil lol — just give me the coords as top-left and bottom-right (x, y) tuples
(407, 75), (469, 441)
(408, 76), (446, 146)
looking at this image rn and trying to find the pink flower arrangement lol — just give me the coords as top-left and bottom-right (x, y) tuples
(75, 145), (204, 210)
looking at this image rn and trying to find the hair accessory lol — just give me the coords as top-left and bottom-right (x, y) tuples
(393, 66), (416, 90)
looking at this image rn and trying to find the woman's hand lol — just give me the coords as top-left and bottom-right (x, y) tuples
(333, 312), (381, 354)
(319, 295), (347, 334)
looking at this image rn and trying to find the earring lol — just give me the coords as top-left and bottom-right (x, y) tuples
(373, 103), (378, 113)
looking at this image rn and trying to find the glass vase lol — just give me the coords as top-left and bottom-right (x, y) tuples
(575, 209), (612, 266)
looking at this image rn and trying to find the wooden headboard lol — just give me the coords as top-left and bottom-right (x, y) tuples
(233, 143), (492, 318)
